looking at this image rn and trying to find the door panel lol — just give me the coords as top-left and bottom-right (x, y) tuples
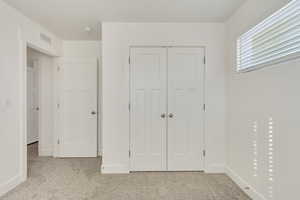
(130, 48), (167, 171)
(59, 58), (98, 157)
(167, 48), (205, 171)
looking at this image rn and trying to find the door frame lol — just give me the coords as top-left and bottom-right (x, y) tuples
(128, 45), (206, 172)
(20, 36), (59, 182)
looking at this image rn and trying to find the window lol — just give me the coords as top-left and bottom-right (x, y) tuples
(237, 0), (300, 72)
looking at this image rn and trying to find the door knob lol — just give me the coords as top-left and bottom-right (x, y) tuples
(168, 113), (174, 118)
(91, 111), (97, 115)
(161, 114), (166, 118)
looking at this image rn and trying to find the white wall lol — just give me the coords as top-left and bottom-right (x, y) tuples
(0, 0), (62, 196)
(0, 1), (23, 195)
(226, 0), (299, 199)
(63, 41), (101, 57)
(102, 23), (227, 173)
(62, 41), (102, 155)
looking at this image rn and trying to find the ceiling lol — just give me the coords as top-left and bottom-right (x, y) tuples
(4, 0), (246, 40)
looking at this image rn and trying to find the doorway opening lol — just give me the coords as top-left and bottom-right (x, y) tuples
(26, 46), (56, 177)
(24, 44), (101, 180)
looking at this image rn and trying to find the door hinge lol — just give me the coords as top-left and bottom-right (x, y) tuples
(57, 66), (60, 71)
(128, 103), (131, 111)
(57, 139), (60, 145)
(128, 56), (131, 64)
(57, 103), (60, 109)
(203, 56), (206, 64)
(203, 104), (206, 111)
(129, 150), (131, 157)
(203, 150), (206, 157)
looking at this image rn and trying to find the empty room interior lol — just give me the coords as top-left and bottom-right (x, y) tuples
(0, 0), (299, 199)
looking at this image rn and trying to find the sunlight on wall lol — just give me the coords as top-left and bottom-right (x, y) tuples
(253, 121), (258, 178)
(251, 117), (276, 199)
(268, 117), (274, 200)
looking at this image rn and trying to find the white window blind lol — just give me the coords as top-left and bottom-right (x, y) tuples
(237, 0), (300, 72)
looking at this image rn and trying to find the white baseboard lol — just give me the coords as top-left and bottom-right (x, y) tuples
(101, 164), (129, 174)
(0, 175), (23, 197)
(101, 163), (225, 174)
(225, 166), (266, 200)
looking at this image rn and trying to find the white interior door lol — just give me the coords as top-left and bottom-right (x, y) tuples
(59, 58), (98, 157)
(130, 48), (167, 171)
(167, 47), (205, 171)
(27, 65), (39, 144)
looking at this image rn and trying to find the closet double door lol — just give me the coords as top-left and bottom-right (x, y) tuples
(130, 47), (205, 171)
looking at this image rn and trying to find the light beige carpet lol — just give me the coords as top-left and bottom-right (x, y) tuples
(1, 143), (251, 200)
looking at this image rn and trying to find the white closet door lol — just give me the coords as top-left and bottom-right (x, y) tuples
(167, 47), (205, 171)
(130, 48), (167, 171)
(59, 58), (98, 157)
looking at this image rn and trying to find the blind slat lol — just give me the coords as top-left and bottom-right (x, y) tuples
(241, 43), (300, 66)
(240, 28), (300, 55)
(241, 49), (300, 70)
(237, 0), (300, 72)
(240, 18), (300, 49)
(240, 34), (300, 59)
(241, 10), (299, 43)
(241, 0), (300, 39)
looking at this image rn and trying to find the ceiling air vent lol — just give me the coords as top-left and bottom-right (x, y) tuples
(40, 33), (52, 45)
